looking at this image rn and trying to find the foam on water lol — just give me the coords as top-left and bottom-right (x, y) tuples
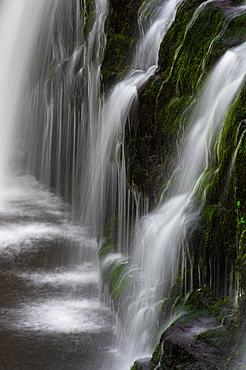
(18, 264), (99, 286)
(11, 298), (111, 333)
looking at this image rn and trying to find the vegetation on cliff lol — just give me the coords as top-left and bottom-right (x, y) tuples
(99, 0), (246, 367)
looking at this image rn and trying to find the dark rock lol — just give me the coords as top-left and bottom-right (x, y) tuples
(131, 357), (152, 370)
(154, 314), (231, 369)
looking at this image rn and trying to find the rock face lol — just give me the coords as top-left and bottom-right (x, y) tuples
(101, 0), (142, 86)
(100, 0), (246, 366)
(130, 312), (240, 370)
(131, 357), (152, 370)
(150, 313), (240, 369)
(158, 315), (223, 369)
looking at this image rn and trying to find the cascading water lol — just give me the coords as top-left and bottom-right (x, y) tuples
(11, 0), (185, 293)
(78, 0), (184, 237)
(120, 40), (246, 359)
(16, 0), (108, 213)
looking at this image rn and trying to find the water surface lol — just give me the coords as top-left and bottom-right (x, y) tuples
(0, 175), (119, 370)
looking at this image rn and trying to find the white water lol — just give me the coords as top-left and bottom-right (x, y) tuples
(0, 0), (60, 193)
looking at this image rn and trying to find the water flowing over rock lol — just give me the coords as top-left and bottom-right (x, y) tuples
(0, 0), (246, 369)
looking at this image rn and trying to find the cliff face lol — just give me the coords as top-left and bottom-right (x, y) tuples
(100, 0), (246, 367)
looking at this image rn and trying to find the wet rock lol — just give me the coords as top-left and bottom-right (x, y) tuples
(131, 357), (152, 370)
(151, 314), (231, 369)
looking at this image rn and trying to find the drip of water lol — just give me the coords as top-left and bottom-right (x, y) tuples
(19, 0), (110, 222)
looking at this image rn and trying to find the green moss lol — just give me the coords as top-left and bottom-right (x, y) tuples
(174, 8), (224, 92)
(184, 289), (234, 321)
(81, 0), (95, 39)
(189, 84), (246, 291)
(236, 229), (246, 314)
(100, 254), (128, 310)
(149, 294), (237, 369)
(196, 325), (236, 355)
(191, 82), (246, 298)
(219, 12), (246, 48)
(158, 1), (225, 86)
(101, 0), (143, 85)
(101, 32), (134, 82)
(99, 215), (119, 246)
(98, 242), (117, 259)
(150, 342), (161, 369)
(127, 0), (228, 202)
(203, 205), (235, 251)
(130, 363), (143, 370)
(158, 276), (184, 321)
(206, 84), (246, 206)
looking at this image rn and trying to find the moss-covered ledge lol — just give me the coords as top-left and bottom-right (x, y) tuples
(129, 283), (240, 369)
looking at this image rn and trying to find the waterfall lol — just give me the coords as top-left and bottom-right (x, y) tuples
(0, 2), (118, 370)
(0, 0), (60, 195)
(2, 0), (186, 363)
(1, 0), (246, 367)
(10, 0), (108, 214)
(70, 0), (184, 236)
(2, 0), (184, 245)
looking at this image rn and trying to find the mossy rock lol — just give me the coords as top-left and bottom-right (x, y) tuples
(149, 310), (238, 369)
(126, 0), (229, 203)
(101, 0), (143, 86)
(237, 229), (246, 315)
(100, 253), (129, 310)
(190, 83), (246, 297)
(131, 363), (142, 370)
(130, 358), (152, 370)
